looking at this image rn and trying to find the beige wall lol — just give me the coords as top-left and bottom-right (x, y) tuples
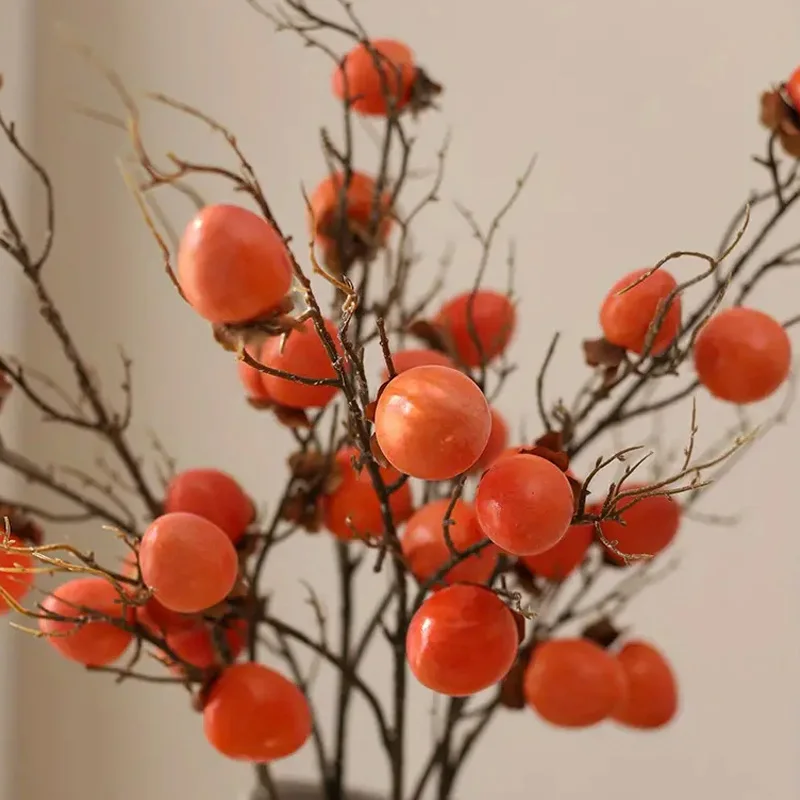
(0, 4), (35, 800)
(1, 0), (799, 798)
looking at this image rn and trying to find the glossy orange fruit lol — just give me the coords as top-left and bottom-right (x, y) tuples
(612, 640), (678, 729)
(259, 318), (343, 409)
(166, 618), (248, 672)
(472, 406), (509, 472)
(139, 512), (239, 613)
(122, 553), (195, 636)
(307, 171), (393, 250)
(323, 447), (414, 541)
(435, 290), (516, 367)
(524, 638), (627, 727)
(693, 307), (791, 404)
(475, 453), (575, 556)
(520, 520), (594, 581)
(39, 577), (134, 666)
(374, 365), (492, 480)
(597, 489), (680, 565)
(599, 268), (682, 355)
(165, 468), (254, 544)
(0, 537), (34, 614)
(380, 348), (455, 382)
(406, 584), (518, 696)
(400, 499), (498, 586)
(237, 354), (272, 403)
(787, 65), (800, 112)
(177, 204), (293, 324)
(332, 40), (416, 116)
(203, 662), (312, 761)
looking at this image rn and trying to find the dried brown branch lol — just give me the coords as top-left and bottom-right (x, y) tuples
(0, 110), (161, 519)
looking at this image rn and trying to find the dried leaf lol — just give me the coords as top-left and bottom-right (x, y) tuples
(375, 376), (392, 404)
(759, 90), (800, 157)
(288, 450), (328, 481)
(409, 68), (444, 115)
(226, 576), (249, 601)
(280, 487), (324, 534)
(406, 318), (451, 354)
(272, 403), (311, 429)
(519, 445), (570, 473)
(581, 617), (622, 650)
(760, 89), (785, 131)
(245, 396), (274, 411)
(236, 533), (260, 559)
(498, 647), (532, 710)
(600, 365), (620, 391)
(567, 473), (585, 506)
(364, 399), (378, 423)
(202, 599), (234, 620)
(212, 324), (239, 353)
(778, 126), (800, 158)
(212, 299), (302, 352)
(193, 671), (223, 712)
(582, 337), (626, 369)
(534, 430), (564, 453)
(0, 505), (43, 546)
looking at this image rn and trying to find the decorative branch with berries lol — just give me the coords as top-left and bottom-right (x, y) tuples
(1, 3), (799, 800)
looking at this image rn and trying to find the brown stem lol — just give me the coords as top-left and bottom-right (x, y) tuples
(332, 541), (357, 793)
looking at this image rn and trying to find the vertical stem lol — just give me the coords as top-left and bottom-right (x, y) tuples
(332, 541), (356, 793)
(251, 764), (282, 800)
(390, 563), (408, 800)
(434, 698), (464, 800)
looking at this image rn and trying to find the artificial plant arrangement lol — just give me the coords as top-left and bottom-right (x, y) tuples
(0, 3), (799, 799)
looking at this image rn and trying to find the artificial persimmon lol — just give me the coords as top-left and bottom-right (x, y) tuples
(472, 406), (509, 473)
(612, 640), (678, 729)
(597, 490), (680, 565)
(520, 520), (594, 582)
(599, 268), (682, 356)
(203, 662), (312, 761)
(166, 618), (248, 672)
(787, 65), (800, 112)
(137, 596), (195, 637)
(237, 354), (272, 404)
(400, 499), (497, 586)
(374, 365), (491, 480)
(39, 577), (133, 667)
(406, 584), (518, 696)
(177, 204), (293, 324)
(475, 453), (575, 556)
(380, 348), (455, 382)
(332, 39), (417, 116)
(307, 171), (393, 253)
(435, 290), (516, 367)
(139, 512), (239, 614)
(165, 468), (254, 545)
(259, 317), (343, 409)
(0, 537), (34, 614)
(122, 553), (195, 636)
(524, 638), (627, 727)
(322, 447), (414, 541)
(693, 307), (792, 404)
